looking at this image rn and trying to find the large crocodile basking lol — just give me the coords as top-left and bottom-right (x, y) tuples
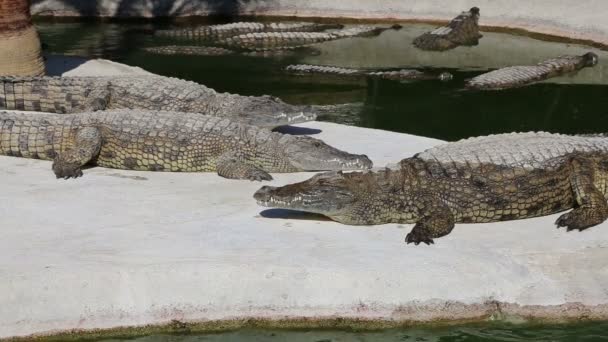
(0, 75), (316, 128)
(155, 22), (344, 40)
(413, 7), (482, 51)
(0, 110), (372, 180)
(255, 132), (608, 245)
(286, 64), (453, 82)
(466, 53), (599, 90)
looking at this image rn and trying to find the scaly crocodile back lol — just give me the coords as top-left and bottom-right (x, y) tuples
(154, 22), (336, 40)
(466, 55), (590, 90)
(416, 132), (608, 169)
(219, 26), (386, 51)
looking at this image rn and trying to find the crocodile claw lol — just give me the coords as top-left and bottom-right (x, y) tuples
(405, 231), (435, 245)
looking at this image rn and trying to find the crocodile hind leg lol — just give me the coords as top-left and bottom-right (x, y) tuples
(52, 127), (102, 179)
(405, 199), (455, 245)
(556, 156), (608, 231)
(216, 151), (273, 181)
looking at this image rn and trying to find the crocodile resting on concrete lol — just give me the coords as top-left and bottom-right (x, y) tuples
(0, 75), (316, 128)
(155, 22), (344, 40)
(286, 64), (453, 82)
(218, 25), (402, 51)
(413, 7), (482, 51)
(0, 110), (372, 180)
(255, 132), (608, 244)
(466, 53), (599, 90)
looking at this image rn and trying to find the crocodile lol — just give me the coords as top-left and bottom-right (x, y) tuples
(254, 132), (608, 245)
(286, 64), (453, 81)
(218, 25), (402, 51)
(0, 75), (316, 128)
(143, 45), (320, 58)
(466, 53), (599, 90)
(0, 110), (372, 180)
(413, 7), (482, 51)
(155, 22), (344, 40)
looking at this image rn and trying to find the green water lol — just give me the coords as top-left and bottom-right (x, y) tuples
(88, 322), (608, 341)
(35, 20), (608, 141)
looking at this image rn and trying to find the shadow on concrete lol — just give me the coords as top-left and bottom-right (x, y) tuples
(259, 209), (331, 221)
(44, 54), (88, 75)
(32, 0), (255, 17)
(273, 126), (322, 136)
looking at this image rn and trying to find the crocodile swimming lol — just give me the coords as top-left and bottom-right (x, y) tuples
(255, 132), (608, 245)
(155, 22), (344, 41)
(466, 53), (599, 90)
(144, 45), (321, 58)
(218, 25), (402, 51)
(286, 64), (453, 81)
(413, 7), (482, 51)
(0, 110), (372, 180)
(0, 75), (316, 128)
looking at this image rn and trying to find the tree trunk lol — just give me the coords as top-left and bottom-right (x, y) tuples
(0, 0), (45, 76)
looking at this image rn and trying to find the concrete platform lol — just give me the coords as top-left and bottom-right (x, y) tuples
(1, 59), (608, 339)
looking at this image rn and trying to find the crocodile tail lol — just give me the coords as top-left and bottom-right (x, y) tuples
(0, 77), (109, 113)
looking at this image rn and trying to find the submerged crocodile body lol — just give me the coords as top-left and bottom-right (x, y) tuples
(155, 22), (343, 40)
(0, 75), (316, 128)
(466, 53), (599, 90)
(255, 132), (608, 244)
(144, 45), (320, 58)
(413, 7), (482, 51)
(0, 110), (372, 180)
(218, 25), (401, 51)
(286, 64), (453, 81)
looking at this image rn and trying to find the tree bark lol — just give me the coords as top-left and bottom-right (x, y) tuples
(0, 0), (45, 76)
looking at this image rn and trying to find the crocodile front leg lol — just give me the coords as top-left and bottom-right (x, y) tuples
(556, 156), (608, 231)
(52, 127), (102, 179)
(216, 151), (273, 181)
(405, 197), (455, 245)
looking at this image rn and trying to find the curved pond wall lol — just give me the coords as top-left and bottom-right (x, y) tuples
(30, 0), (608, 47)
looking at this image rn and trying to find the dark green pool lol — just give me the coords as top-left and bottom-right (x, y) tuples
(86, 321), (608, 341)
(34, 20), (608, 142)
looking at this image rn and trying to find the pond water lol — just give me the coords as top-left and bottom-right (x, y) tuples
(89, 321), (608, 341)
(35, 20), (608, 141)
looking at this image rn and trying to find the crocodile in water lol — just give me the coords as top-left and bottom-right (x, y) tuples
(143, 45), (321, 58)
(155, 22), (344, 40)
(286, 64), (453, 81)
(0, 75), (316, 128)
(0, 110), (372, 181)
(466, 53), (599, 90)
(218, 25), (402, 51)
(413, 7), (482, 51)
(255, 132), (608, 244)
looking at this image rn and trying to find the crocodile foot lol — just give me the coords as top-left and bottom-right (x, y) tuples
(52, 161), (84, 179)
(245, 168), (273, 182)
(405, 226), (435, 245)
(555, 207), (608, 231)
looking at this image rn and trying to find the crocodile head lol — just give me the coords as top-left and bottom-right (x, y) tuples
(238, 95), (317, 128)
(255, 170), (383, 224)
(583, 52), (599, 67)
(281, 136), (373, 171)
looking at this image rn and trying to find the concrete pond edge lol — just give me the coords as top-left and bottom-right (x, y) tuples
(4, 300), (608, 341)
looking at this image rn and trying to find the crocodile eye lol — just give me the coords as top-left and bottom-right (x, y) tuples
(313, 141), (322, 148)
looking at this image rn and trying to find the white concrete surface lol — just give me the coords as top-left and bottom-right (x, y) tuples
(30, 0), (608, 47)
(2, 59), (608, 339)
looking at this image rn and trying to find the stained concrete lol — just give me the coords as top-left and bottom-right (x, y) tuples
(30, 1), (608, 47)
(1, 59), (608, 339)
